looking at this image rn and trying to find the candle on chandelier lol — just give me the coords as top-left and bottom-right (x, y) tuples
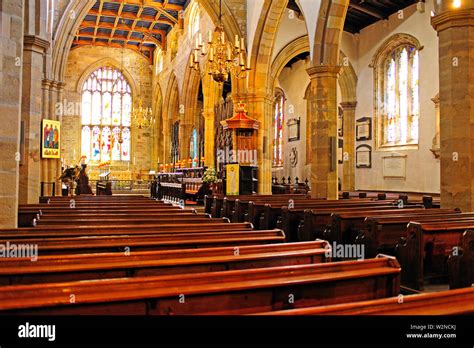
(235, 34), (239, 49)
(198, 33), (202, 47)
(221, 31), (225, 44)
(241, 37), (245, 51)
(208, 30), (213, 44)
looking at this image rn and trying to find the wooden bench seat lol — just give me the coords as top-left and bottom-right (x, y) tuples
(448, 230), (474, 289)
(361, 212), (473, 257)
(323, 208), (451, 245)
(0, 240), (329, 285)
(0, 222), (253, 239)
(259, 287), (474, 315)
(208, 194), (308, 218)
(255, 200), (400, 231)
(0, 229), (285, 255)
(395, 221), (474, 290)
(297, 205), (436, 242)
(36, 217), (223, 226)
(232, 197), (326, 223)
(0, 256), (399, 315)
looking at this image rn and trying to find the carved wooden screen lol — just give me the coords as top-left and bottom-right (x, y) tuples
(171, 121), (180, 165)
(214, 95), (234, 173)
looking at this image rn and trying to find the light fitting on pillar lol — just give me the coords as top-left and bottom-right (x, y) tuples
(452, 0), (462, 8)
(190, 0), (250, 84)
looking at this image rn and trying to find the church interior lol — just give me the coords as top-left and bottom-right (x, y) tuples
(1, 0), (474, 330)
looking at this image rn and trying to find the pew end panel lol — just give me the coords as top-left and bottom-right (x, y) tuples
(395, 223), (424, 291)
(448, 230), (474, 289)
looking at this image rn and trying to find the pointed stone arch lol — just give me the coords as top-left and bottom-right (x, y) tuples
(75, 57), (138, 96)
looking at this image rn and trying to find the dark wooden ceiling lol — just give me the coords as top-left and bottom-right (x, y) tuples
(73, 0), (188, 63)
(345, 0), (420, 33)
(287, 0), (420, 34)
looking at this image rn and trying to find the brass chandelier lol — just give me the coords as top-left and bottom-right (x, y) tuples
(190, 0), (250, 83)
(132, 99), (155, 130)
(132, 22), (155, 130)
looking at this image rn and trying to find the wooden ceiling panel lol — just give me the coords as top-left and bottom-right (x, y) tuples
(72, 0), (187, 63)
(344, 0), (419, 33)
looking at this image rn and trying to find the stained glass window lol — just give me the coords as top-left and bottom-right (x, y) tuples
(380, 45), (419, 146)
(81, 66), (132, 163)
(190, 128), (198, 167)
(273, 91), (285, 167)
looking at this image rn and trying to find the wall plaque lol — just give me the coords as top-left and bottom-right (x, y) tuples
(356, 144), (372, 168)
(356, 117), (372, 141)
(382, 153), (407, 179)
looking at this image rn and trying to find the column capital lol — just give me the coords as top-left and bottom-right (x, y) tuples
(307, 65), (342, 79)
(340, 101), (358, 110)
(23, 35), (50, 53)
(432, 9), (474, 32)
(246, 92), (274, 104)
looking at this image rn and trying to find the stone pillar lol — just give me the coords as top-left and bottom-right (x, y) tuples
(432, 6), (474, 211)
(307, 65), (341, 199)
(179, 123), (192, 164)
(340, 101), (357, 191)
(203, 110), (215, 168)
(0, 0), (24, 227)
(19, 35), (49, 204)
(246, 92), (273, 194)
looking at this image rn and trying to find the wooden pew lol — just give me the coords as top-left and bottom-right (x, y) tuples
(0, 222), (253, 239)
(258, 287), (474, 315)
(39, 196), (150, 203)
(36, 217), (224, 226)
(18, 210), (41, 227)
(448, 230), (474, 289)
(360, 212), (473, 258)
(232, 196), (320, 223)
(256, 199), (396, 231)
(0, 256), (400, 315)
(0, 240), (330, 285)
(296, 205), (422, 242)
(395, 221), (474, 290)
(0, 229), (286, 255)
(262, 200), (404, 236)
(323, 207), (450, 245)
(210, 194), (306, 218)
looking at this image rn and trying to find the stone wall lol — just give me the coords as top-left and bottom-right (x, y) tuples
(0, 0), (24, 227)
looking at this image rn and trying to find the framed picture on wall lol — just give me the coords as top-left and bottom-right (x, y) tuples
(288, 117), (300, 142)
(356, 144), (372, 168)
(338, 138), (343, 164)
(41, 119), (61, 159)
(356, 117), (372, 141)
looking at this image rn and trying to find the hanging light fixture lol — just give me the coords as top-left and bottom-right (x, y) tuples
(132, 21), (155, 130)
(190, 0), (250, 83)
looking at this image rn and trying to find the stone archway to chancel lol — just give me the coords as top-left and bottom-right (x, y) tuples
(162, 72), (180, 166)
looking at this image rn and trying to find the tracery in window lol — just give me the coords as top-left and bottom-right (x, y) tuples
(375, 35), (420, 148)
(81, 66), (132, 163)
(273, 90), (285, 167)
(188, 1), (200, 39)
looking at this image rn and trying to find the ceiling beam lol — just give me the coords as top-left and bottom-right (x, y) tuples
(79, 20), (165, 39)
(348, 3), (384, 19)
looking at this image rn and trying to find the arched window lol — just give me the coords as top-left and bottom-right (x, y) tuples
(190, 128), (198, 167)
(188, 1), (200, 38)
(273, 90), (285, 167)
(81, 66), (132, 163)
(155, 48), (164, 75)
(374, 35), (420, 148)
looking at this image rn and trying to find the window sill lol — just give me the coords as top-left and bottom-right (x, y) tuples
(376, 144), (419, 152)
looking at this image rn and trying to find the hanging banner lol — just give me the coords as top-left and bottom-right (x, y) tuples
(41, 119), (61, 159)
(226, 164), (240, 196)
